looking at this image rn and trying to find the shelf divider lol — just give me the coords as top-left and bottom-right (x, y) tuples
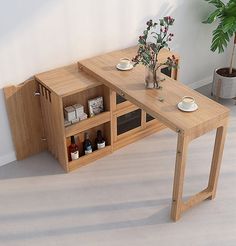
(65, 111), (111, 137)
(68, 146), (112, 171)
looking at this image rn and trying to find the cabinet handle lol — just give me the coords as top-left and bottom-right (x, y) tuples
(34, 92), (41, 96)
(41, 138), (47, 141)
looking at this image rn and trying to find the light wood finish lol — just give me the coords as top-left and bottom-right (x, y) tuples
(110, 47), (178, 148)
(35, 64), (102, 97)
(181, 188), (212, 212)
(114, 104), (139, 117)
(35, 70), (113, 172)
(68, 146), (112, 172)
(110, 47), (180, 111)
(39, 88), (68, 171)
(65, 111), (111, 137)
(78, 46), (230, 221)
(4, 79), (47, 159)
(208, 118), (228, 199)
(113, 121), (165, 150)
(62, 85), (111, 113)
(5, 47), (175, 172)
(171, 131), (190, 221)
(78, 47), (229, 134)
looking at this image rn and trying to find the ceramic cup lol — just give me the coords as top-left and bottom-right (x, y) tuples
(181, 96), (195, 109)
(119, 58), (131, 69)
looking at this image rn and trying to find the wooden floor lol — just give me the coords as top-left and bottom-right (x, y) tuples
(0, 84), (236, 246)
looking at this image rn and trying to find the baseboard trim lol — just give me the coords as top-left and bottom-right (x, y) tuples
(189, 76), (213, 89)
(0, 151), (16, 167)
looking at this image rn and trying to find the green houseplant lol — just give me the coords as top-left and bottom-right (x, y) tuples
(203, 0), (236, 98)
(132, 17), (178, 89)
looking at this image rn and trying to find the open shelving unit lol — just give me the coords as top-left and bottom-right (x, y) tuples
(34, 64), (114, 172)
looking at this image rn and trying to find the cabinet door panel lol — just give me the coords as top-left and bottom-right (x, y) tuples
(117, 109), (141, 135)
(4, 79), (47, 160)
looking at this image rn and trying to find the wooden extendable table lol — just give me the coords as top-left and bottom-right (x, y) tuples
(78, 47), (230, 221)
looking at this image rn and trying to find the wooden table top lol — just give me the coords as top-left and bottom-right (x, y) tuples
(35, 64), (102, 97)
(78, 47), (230, 132)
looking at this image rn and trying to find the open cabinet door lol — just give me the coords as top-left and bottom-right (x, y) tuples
(4, 79), (47, 160)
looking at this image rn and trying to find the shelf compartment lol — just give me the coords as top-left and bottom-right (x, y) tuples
(68, 146), (112, 171)
(66, 121), (111, 157)
(65, 111), (111, 137)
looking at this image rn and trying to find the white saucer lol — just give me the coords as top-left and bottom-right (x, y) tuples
(116, 63), (133, 71)
(177, 102), (198, 112)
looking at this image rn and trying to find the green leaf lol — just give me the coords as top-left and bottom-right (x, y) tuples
(210, 24), (232, 52)
(205, 0), (225, 8)
(222, 16), (236, 33)
(202, 8), (222, 23)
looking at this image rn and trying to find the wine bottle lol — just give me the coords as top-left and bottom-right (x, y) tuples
(68, 136), (79, 161)
(95, 130), (106, 150)
(83, 132), (93, 155)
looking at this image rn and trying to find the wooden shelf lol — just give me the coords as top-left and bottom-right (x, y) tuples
(68, 146), (112, 171)
(35, 64), (102, 97)
(65, 111), (111, 137)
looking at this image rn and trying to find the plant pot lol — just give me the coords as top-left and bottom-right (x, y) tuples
(145, 67), (162, 89)
(212, 67), (236, 99)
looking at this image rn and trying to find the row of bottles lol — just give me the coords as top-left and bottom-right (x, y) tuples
(68, 130), (106, 161)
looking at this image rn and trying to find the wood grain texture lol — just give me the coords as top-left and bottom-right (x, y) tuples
(171, 131), (190, 221)
(78, 46), (229, 133)
(65, 111), (111, 137)
(39, 89), (68, 171)
(68, 146), (112, 172)
(208, 118), (228, 199)
(113, 121), (166, 151)
(78, 46), (230, 221)
(4, 79), (47, 160)
(35, 64), (102, 97)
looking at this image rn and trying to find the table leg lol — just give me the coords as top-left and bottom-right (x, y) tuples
(170, 119), (228, 221)
(208, 121), (228, 199)
(171, 131), (189, 221)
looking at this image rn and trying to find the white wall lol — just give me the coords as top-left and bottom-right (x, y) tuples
(0, 0), (228, 165)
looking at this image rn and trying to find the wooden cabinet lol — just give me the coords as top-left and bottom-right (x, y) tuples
(35, 65), (113, 172)
(4, 48), (179, 172)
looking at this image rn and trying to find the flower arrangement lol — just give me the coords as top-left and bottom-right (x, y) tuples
(132, 17), (178, 88)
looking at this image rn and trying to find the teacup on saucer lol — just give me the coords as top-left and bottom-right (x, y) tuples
(116, 58), (133, 71)
(181, 96), (195, 110)
(178, 96), (198, 112)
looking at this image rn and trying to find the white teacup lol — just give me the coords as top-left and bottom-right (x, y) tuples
(119, 58), (131, 69)
(181, 96), (195, 109)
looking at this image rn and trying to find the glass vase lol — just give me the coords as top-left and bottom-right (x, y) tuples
(145, 67), (162, 89)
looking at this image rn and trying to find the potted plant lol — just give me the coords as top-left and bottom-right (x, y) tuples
(132, 17), (178, 89)
(203, 0), (236, 99)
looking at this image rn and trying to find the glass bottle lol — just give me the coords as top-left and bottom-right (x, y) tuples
(95, 130), (106, 150)
(68, 136), (79, 161)
(83, 132), (93, 155)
